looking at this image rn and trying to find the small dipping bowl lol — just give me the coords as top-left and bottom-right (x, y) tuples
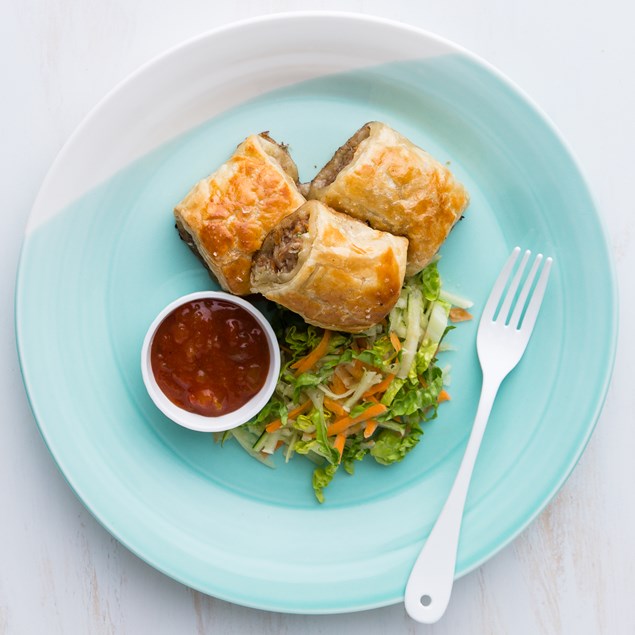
(141, 291), (280, 432)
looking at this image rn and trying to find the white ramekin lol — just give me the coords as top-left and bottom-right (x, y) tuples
(141, 291), (280, 432)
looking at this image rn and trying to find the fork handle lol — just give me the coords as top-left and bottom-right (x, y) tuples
(404, 372), (503, 623)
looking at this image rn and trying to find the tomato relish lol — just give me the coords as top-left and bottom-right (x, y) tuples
(150, 298), (269, 417)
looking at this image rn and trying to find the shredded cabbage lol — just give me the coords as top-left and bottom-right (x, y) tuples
(343, 369), (382, 411)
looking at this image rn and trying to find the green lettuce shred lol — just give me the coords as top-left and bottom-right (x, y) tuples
(370, 423), (424, 465)
(313, 464), (338, 503)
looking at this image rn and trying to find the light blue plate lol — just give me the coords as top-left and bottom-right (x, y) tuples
(15, 15), (617, 613)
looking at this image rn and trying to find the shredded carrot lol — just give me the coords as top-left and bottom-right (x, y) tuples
(330, 373), (348, 395)
(291, 330), (332, 376)
(438, 389), (451, 403)
(265, 421), (282, 433)
(418, 375), (428, 389)
(362, 373), (396, 399)
(333, 433), (346, 461)
(365, 394), (380, 404)
(327, 403), (388, 436)
(324, 397), (347, 417)
(275, 440), (285, 451)
(265, 400), (312, 433)
(363, 420), (379, 438)
(389, 331), (402, 353)
(347, 359), (365, 381)
(449, 307), (473, 322)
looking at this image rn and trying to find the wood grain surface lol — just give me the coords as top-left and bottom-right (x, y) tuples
(2, 1), (633, 633)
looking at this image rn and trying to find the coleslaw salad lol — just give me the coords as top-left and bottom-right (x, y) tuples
(216, 261), (472, 502)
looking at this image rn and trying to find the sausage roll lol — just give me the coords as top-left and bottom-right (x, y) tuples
(309, 121), (469, 276)
(250, 200), (408, 333)
(174, 133), (306, 295)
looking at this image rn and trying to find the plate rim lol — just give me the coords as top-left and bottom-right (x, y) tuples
(15, 11), (619, 614)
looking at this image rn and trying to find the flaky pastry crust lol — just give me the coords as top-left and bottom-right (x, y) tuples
(251, 201), (408, 333)
(309, 122), (469, 275)
(174, 133), (306, 295)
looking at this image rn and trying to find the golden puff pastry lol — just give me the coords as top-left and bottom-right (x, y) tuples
(174, 133), (306, 295)
(309, 121), (469, 276)
(250, 200), (408, 333)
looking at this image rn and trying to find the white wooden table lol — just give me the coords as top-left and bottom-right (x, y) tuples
(2, 2), (634, 633)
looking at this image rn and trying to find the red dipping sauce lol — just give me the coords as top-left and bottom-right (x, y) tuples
(150, 298), (270, 417)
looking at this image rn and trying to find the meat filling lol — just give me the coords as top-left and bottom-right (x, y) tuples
(311, 123), (371, 191)
(256, 209), (310, 275)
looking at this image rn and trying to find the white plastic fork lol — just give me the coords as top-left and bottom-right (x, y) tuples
(405, 247), (553, 624)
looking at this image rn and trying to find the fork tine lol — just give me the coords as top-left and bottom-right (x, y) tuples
(481, 247), (521, 321)
(496, 249), (531, 323)
(516, 256), (553, 332)
(509, 253), (542, 327)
